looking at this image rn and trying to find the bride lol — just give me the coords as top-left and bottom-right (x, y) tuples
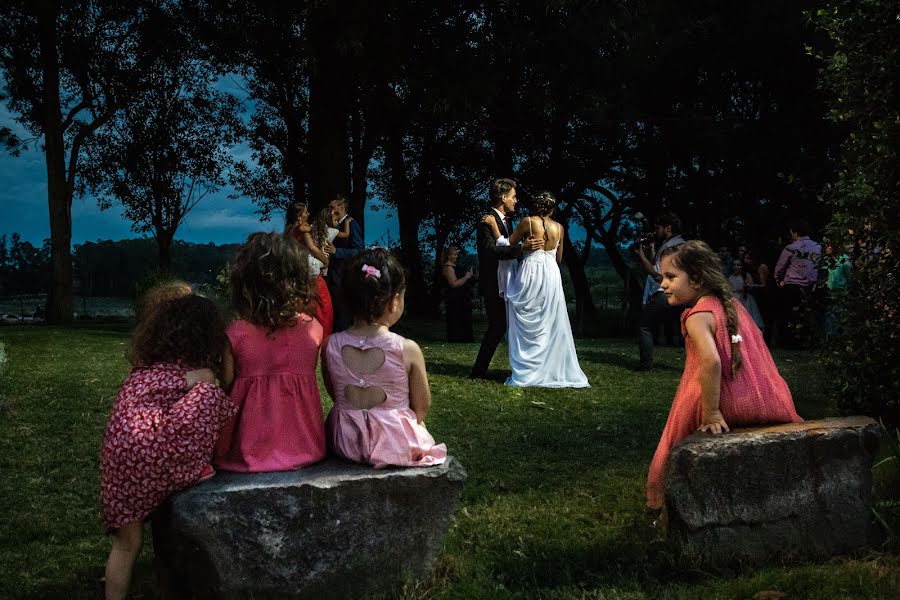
(486, 190), (590, 388)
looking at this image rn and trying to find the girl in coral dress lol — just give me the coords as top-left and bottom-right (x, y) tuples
(646, 240), (802, 509)
(100, 292), (236, 600)
(214, 232), (327, 472)
(323, 248), (447, 468)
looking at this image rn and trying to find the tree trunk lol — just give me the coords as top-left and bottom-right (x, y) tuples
(284, 121), (307, 209)
(39, 2), (73, 324)
(157, 232), (173, 272)
(558, 218), (596, 336)
(387, 127), (428, 315)
(349, 97), (368, 235)
(307, 4), (351, 211)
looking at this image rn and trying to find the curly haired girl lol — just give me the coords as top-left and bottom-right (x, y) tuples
(214, 232), (327, 473)
(101, 293), (236, 600)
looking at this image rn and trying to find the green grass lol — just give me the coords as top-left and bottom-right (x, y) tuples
(1, 319), (898, 599)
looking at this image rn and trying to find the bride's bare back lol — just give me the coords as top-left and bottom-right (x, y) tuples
(510, 216), (564, 262)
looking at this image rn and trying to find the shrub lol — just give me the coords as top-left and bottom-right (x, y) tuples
(812, 0), (900, 424)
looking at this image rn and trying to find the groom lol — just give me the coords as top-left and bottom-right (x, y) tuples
(470, 178), (543, 380)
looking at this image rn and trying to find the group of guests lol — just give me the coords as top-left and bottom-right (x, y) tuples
(99, 200), (444, 599)
(636, 214), (847, 368)
(98, 187), (809, 598)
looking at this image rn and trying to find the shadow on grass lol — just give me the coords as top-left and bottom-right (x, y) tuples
(33, 560), (157, 600)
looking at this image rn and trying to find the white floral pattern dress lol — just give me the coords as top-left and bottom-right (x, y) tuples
(100, 363), (236, 531)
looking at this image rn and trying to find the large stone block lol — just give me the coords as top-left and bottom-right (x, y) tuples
(152, 457), (466, 599)
(664, 417), (880, 567)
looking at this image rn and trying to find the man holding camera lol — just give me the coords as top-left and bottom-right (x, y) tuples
(635, 212), (686, 371)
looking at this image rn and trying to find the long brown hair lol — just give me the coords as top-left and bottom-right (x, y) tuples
(229, 232), (316, 331)
(311, 207), (332, 247)
(661, 240), (743, 375)
(129, 294), (228, 377)
(284, 202), (307, 236)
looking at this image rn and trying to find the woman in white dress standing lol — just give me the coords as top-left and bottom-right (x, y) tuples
(484, 191), (589, 388)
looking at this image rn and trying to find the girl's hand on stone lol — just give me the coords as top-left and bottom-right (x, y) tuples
(699, 410), (730, 434)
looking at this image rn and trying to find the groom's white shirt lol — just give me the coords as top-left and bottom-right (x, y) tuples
(491, 207), (508, 237)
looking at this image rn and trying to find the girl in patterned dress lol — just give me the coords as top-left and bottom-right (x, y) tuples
(646, 241), (802, 509)
(323, 249), (446, 468)
(100, 292), (236, 600)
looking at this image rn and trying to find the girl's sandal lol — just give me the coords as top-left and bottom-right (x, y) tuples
(199, 464), (216, 482)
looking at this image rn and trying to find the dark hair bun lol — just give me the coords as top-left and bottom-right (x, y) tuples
(531, 190), (557, 216)
(342, 248), (406, 323)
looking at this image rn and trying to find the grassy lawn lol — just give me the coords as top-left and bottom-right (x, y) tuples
(0, 319), (898, 599)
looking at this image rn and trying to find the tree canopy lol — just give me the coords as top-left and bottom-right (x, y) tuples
(0, 0), (849, 321)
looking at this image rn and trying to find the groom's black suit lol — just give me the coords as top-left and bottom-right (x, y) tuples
(471, 210), (519, 378)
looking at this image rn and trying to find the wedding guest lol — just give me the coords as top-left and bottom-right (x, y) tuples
(774, 219), (822, 347)
(101, 293), (236, 600)
(727, 260), (765, 331)
(323, 248), (447, 468)
(323, 194), (364, 332)
(717, 245), (735, 277)
(214, 232), (326, 472)
(742, 248), (774, 342)
(823, 242), (852, 339)
(635, 212), (687, 371)
(646, 240), (802, 508)
(441, 246), (474, 343)
(286, 203), (334, 337)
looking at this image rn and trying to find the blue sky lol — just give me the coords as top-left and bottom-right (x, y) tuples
(0, 73), (584, 251)
(0, 75), (400, 249)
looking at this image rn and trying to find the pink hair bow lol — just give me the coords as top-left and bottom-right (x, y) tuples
(361, 264), (381, 279)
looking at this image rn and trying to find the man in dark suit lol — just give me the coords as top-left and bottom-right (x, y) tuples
(470, 178), (543, 379)
(324, 194), (364, 332)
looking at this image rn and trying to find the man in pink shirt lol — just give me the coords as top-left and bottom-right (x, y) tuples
(774, 219), (821, 347)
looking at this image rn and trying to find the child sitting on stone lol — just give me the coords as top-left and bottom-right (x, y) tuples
(646, 240), (802, 509)
(323, 248), (446, 468)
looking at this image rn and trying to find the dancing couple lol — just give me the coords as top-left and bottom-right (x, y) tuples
(470, 178), (589, 388)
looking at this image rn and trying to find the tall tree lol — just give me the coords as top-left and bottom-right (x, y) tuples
(196, 1), (311, 219)
(814, 0), (899, 423)
(81, 9), (241, 270)
(0, 1), (155, 323)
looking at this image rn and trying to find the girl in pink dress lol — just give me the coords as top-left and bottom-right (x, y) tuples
(647, 240), (802, 509)
(101, 292), (236, 600)
(215, 232), (328, 472)
(323, 248), (447, 468)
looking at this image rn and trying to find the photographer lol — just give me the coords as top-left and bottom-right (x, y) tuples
(635, 212), (687, 371)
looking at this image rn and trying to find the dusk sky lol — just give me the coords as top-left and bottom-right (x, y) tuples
(0, 75), (401, 249)
(0, 73), (585, 252)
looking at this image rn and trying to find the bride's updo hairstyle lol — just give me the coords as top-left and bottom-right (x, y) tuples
(530, 190), (557, 217)
(343, 248), (407, 324)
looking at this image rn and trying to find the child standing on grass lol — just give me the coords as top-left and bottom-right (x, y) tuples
(214, 232), (327, 472)
(647, 240), (802, 509)
(100, 293), (236, 600)
(323, 248), (447, 468)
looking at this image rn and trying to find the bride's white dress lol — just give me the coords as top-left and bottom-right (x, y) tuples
(501, 241), (590, 388)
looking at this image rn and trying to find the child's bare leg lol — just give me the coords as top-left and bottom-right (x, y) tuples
(105, 520), (143, 600)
